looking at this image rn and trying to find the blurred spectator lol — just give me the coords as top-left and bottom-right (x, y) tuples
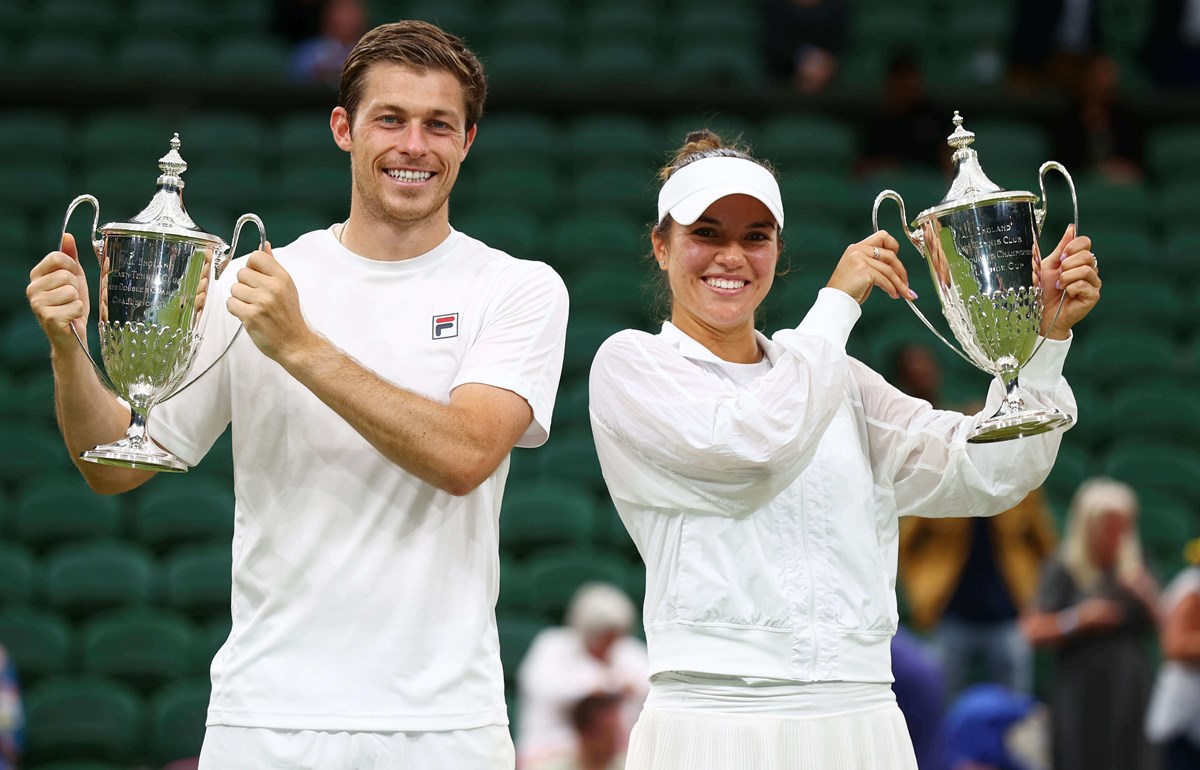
(1143, 0), (1200, 89)
(1145, 538), (1200, 770)
(761, 0), (848, 94)
(891, 626), (949, 770)
(859, 54), (948, 176)
(899, 488), (1058, 697)
(1051, 53), (1145, 184)
(539, 693), (626, 770)
(891, 343), (944, 407)
(1008, 0), (1102, 93)
(1021, 477), (1158, 770)
(292, 0), (370, 87)
(517, 583), (648, 770)
(0, 646), (22, 770)
(943, 683), (1049, 770)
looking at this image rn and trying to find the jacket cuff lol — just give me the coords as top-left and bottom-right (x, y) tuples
(791, 287), (861, 350)
(1022, 333), (1072, 389)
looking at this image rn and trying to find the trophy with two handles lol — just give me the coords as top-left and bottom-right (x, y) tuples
(873, 112), (1078, 443)
(58, 134), (266, 471)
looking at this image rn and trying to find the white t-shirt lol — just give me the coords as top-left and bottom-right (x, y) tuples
(150, 227), (569, 732)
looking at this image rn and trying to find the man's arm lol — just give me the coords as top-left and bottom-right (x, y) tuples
(228, 245), (541, 495)
(27, 235), (155, 494)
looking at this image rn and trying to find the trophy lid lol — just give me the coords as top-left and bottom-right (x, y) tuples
(98, 134), (226, 247)
(915, 111), (1036, 224)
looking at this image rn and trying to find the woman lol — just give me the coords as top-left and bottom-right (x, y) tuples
(588, 131), (1100, 770)
(1147, 539), (1200, 769)
(1021, 477), (1157, 770)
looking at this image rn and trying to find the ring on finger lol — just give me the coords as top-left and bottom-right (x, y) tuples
(872, 246), (880, 260)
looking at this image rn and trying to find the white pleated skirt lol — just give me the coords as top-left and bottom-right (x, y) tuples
(625, 703), (918, 770)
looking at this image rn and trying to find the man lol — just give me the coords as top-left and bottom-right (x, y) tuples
(26, 21), (568, 768)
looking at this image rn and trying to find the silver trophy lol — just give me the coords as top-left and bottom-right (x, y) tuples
(59, 134), (265, 471)
(873, 112), (1077, 443)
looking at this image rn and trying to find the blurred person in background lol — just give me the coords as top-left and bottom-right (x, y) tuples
(942, 683), (1049, 770)
(1007, 0), (1102, 92)
(292, 0), (370, 87)
(1142, 0), (1200, 89)
(518, 583), (648, 770)
(890, 626), (949, 770)
(761, 0), (848, 94)
(1145, 538), (1200, 770)
(899, 486), (1058, 698)
(1051, 53), (1145, 185)
(1022, 477), (1158, 770)
(539, 693), (627, 770)
(588, 129), (1099, 770)
(0, 646), (21, 770)
(859, 55), (948, 177)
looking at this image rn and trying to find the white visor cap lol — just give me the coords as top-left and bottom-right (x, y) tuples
(657, 156), (785, 231)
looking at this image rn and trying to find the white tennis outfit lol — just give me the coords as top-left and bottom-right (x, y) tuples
(151, 227), (568, 768)
(589, 288), (1075, 769)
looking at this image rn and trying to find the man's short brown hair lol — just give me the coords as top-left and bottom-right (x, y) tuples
(338, 20), (487, 131)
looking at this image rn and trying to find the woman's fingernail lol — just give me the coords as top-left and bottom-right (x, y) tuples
(1055, 279), (1061, 290)
(908, 289), (918, 300)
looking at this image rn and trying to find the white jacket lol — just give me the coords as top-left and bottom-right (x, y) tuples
(588, 289), (1075, 684)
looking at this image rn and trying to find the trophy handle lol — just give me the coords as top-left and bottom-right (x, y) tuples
(163, 214), (267, 403)
(1029, 161), (1077, 363)
(58, 194), (119, 394)
(872, 189), (977, 369)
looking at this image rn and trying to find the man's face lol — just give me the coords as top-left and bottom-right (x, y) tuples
(332, 63), (476, 227)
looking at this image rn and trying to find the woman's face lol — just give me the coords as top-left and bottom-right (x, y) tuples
(1087, 509), (1130, 571)
(654, 194), (780, 336)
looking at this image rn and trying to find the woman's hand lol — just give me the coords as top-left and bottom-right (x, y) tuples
(1038, 225), (1100, 340)
(826, 230), (914, 305)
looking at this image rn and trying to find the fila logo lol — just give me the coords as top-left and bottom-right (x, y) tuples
(432, 313), (459, 339)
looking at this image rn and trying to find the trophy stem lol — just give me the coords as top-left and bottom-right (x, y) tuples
(79, 405), (189, 472)
(968, 374), (1073, 444)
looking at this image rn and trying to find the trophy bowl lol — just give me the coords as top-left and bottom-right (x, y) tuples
(60, 134), (265, 471)
(873, 112), (1077, 443)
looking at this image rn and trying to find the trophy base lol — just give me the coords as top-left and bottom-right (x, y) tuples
(81, 439), (189, 473)
(968, 409), (1074, 444)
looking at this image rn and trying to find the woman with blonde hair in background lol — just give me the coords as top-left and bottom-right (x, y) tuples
(1145, 537), (1200, 769)
(1022, 477), (1158, 770)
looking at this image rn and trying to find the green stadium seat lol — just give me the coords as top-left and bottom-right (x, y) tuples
(662, 113), (758, 153)
(485, 42), (573, 89)
(0, 110), (71, 168)
(1043, 443), (1094, 514)
(1147, 125), (1200, 181)
(191, 429), (235, 482)
(777, 172), (858, 229)
(132, 477), (234, 551)
(455, 207), (541, 260)
(580, 6), (657, 47)
(12, 474), (122, 549)
(0, 607), (73, 683)
(81, 608), (198, 689)
(1139, 502), (1194, 575)
(196, 616), (230, 672)
(390, 0), (480, 45)
(0, 425), (72, 484)
(1109, 384), (1200, 446)
(24, 676), (145, 762)
(1105, 444), (1200, 506)
(82, 113), (174, 165)
(497, 614), (550, 681)
(577, 42), (659, 88)
(249, 205), (329, 249)
(524, 548), (630, 621)
(162, 543), (233, 618)
(131, 0), (213, 41)
(81, 163), (156, 217)
(177, 112), (268, 169)
(184, 165), (265, 212)
(851, 8), (924, 54)
(500, 481), (595, 556)
(469, 159), (561, 217)
(1072, 331), (1181, 390)
(0, 543), (35, 605)
(276, 111), (346, 169)
(209, 37), (291, 83)
(572, 164), (655, 216)
(115, 37), (200, 80)
(1083, 280), (1187, 339)
(149, 677), (211, 765)
(279, 165), (350, 212)
(567, 265), (651, 325)
(1, 314), (51, 372)
(593, 502), (637, 559)
(19, 35), (105, 79)
(561, 313), (626, 379)
(760, 115), (858, 175)
(498, 555), (531, 615)
(469, 112), (559, 165)
(42, 540), (157, 617)
(669, 43), (764, 89)
(565, 114), (660, 169)
(0, 161), (70, 215)
(537, 432), (607, 495)
(676, 7), (759, 48)
(547, 209), (647, 275)
(964, 120), (1050, 187)
(492, 0), (570, 43)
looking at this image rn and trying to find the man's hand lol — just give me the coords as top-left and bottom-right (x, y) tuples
(227, 243), (319, 365)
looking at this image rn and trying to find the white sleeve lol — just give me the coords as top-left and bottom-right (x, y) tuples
(451, 261), (569, 448)
(861, 335), (1076, 519)
(589, 288), (860, 516)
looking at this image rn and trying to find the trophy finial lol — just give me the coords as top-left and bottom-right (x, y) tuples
(947, 111), (976, 151)
(158, 133), (188, 179)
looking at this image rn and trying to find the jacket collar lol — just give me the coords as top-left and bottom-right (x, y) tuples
(659, 321), (781, 366)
